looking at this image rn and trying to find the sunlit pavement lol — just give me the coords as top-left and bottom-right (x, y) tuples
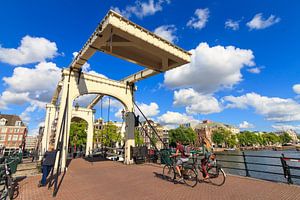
(14, 158), (300, 200)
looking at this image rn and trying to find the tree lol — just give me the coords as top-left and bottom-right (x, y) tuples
(237, 132), (247, 147)
(279, 132), (292, 144)
(212, 128), (236, 148)
(169, 127), (196, 146)
(70, 120), (88, 150)
(134, 129), (144, 146)
(98, 122), (122, 147)
(262, 132), (280, 145)
(212, 130), (225, 146)
(227, 134), (237, 148)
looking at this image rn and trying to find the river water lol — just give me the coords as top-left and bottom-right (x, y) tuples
(216, 150), (300, 185)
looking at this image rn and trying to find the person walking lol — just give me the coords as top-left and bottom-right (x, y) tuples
(38, 145), (56, 187)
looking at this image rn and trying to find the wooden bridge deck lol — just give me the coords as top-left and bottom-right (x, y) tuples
(14, 158), (300, 200)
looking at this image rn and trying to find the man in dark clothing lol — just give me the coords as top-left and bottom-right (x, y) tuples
(38, 145), (56, 187)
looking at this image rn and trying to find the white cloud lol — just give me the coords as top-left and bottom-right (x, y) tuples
(157, 111), (199, 129)
(114, 102), (159, 120)
(73, 94), (97, 107)
(0, 91), (30, 108)
(20, 104), (38, 123)
(135, 102), (160, 118)
(164, 42), (255, 94)
(153, 25), (177, 43)
(173, 88), (222, 114)
(225, 19), (240, 31)
(239, 121), (254, 129)
(293, 84), (300, 95)
(112, 0), (170, 19)
(272, 124), (300, 131)
(187, 8), (209, 30)
(247, 67), (261, 74)
(0, 35), (58, 65)
(2, 62), (61, 103)
(224, 92), (300, 122)
(247, 13), (280, 30)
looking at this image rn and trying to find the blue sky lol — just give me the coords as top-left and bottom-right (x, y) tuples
(1, 0), (300, 135)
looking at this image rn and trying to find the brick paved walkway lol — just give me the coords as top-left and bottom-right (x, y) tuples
(14, 158), (300, 200)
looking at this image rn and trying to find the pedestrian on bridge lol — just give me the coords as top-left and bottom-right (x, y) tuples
(38, 145), (56, 187)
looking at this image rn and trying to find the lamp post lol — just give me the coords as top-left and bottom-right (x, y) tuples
(121, 109), (125, 120)
(75, 103), (79, 111)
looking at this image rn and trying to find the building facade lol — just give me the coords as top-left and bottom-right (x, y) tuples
(0, 114), (27, 150)
(194, 120), (240, 146)
(25, 135), (38, 150)
(139, 120), (169, 150)
(276, 129), (299, 143)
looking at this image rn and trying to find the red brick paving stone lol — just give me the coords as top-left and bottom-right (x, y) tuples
(15, 158), (300, 200)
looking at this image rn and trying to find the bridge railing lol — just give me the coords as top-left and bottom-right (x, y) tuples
(215, 152), (300, 185)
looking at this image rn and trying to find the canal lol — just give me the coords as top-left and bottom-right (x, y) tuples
(216, 150), (300, 185)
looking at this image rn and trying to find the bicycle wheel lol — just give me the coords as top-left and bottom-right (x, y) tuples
(207, 166), (226, 186)
(163, 165), (175, 182)
(5, 175), (14, 200)
(183, 168), (198, 187)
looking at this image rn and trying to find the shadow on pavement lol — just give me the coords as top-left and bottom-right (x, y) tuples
(83, 156), (109, 163)
(153, 172), (178, 184)
(12, 175), (27, 199)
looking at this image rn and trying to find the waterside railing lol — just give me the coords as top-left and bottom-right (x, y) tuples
(216, 152), (300, 184)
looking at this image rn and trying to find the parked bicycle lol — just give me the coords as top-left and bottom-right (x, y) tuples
(162, 156), (198, 187)
(0, 157), (15, 200)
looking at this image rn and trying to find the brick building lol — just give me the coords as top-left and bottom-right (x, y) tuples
(0, 114), (27, 150)
(25, 135), (38, 150)
(139, 120), (169, 150)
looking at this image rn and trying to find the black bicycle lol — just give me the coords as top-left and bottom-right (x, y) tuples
(163, 156), (198, 187)
(0, 157), (15, 200)
(191, 153), (226, 186)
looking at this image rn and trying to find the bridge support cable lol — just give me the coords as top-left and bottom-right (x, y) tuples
(137, 122), (169, 164)
(133, 101), (167, 149)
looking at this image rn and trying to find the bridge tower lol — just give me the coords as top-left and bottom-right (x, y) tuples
(41, 10), (191, 171)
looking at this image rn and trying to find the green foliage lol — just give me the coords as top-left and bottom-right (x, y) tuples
(70, 120), (87, 147)
(262, 132), (280, 145)
(227, 134), (237, 148)
(212, 130), (225, 146)
(94, 122), (122, 147)
(279, 132), (292, 144)
(212, 128), (236, 148)
(169, 127), (196, 145)
(134, 129), (144, 146)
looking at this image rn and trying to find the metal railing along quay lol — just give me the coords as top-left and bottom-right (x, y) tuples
(215, 152), (300, 185)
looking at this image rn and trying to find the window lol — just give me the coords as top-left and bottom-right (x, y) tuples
(15, 121), (22, 126)
(19, 135), (23, 141)
(0, 134), (5, 141)
(0, 118), (6, 126)
(12, 135), (18, 141)
(7, 135), (12, 141)
(14, 128), (19, 133)
(1, 127), (7, 133)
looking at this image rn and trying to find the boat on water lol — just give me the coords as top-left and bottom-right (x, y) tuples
(224, 148), (237, 151)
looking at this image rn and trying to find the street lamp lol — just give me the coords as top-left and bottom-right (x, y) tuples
(121, 109), (125, 120)
(75, 103), (79, 111)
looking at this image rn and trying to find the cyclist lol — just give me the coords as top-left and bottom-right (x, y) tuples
(170, 140), (189, 181)
(201, 137), (216, 179)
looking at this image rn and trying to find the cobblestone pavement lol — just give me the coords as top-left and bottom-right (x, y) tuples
(14, 158), (300, 200)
